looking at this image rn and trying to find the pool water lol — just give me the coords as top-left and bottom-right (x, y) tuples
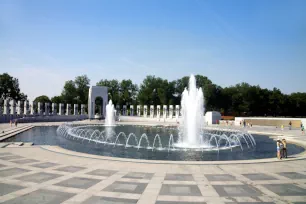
(3, 126), (304, 161)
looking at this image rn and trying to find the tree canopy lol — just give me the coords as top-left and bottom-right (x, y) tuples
(60, 75), (90, 105)
(34, 95), (51, 103)
(0, 73), (27, 102)
(51, 96), (63, 104)
(96, 79), (138, 106)
(3, 72), (306, 117)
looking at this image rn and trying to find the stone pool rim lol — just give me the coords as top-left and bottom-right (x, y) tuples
(41, 123), (306, 165)
(5, 122), (306, 165)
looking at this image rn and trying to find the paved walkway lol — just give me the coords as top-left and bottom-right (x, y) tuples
(0, 121), (306, 203)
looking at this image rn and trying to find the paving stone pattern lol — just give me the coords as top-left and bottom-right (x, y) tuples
(55, 177), (101, 189)
(2, 189), (75, 204)
(1, 138), (306, 204)
(82, 196), (138, 204)
(31, 162), (59, 169)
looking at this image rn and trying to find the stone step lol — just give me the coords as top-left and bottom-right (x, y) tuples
(0, 125), (34, 142)
(0, 143), (10, 148)
(5, 142), (24, 147)
(22, 142), (34, 146)
(0, 125), (30, 137)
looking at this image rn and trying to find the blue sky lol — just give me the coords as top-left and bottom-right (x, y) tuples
(0, 0), (305, 100)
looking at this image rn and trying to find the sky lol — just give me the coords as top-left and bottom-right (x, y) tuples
(0, 0), (305, 101)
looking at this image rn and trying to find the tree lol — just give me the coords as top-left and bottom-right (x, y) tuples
(74, 75), (90, 104)
(96, 79), (120, 105)
(119, 79), (138, 106)
(51, 73), (306, 117)
(138, 76), (170, 105)
(60, 75), (90, 105)
(61, 80), (77, 104)
(34, 95), (51, 103)
(0, 73), (27, 102)
(51, 96), (63, 104)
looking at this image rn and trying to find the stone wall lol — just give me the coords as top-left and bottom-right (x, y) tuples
(235, 117), (303, 128)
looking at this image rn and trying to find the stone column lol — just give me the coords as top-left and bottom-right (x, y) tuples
(59, 103), (64, 115)
(45, 103), (50, 115)
(136, 105), (141, 117)
(24, 101), (29, 115)
(81, 104), (85, 115)
(37, 102), (43, 115)
(4, 100), (9, 115)
(123, 105), (127, 116)
(143, 105), (148, 117)
(157, 105), (161, 118)
(150, 105), (154, 118)
(52, 103), (57, 115)
(116, 105), (120, 116)
(66, 104), (71, 115)
(16, 101), (22, 115)
(175, 105), (180, 120)
(163, 105), (167, 118)
(130, 105), (134, 116)
(169, 105), (173, 118)
(30, 101), (36, 115)
(10, 100), (16, 115)
(74, 104), (78, 115)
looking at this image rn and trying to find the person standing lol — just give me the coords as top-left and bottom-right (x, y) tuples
(282, 139), (287, 158)
(302, 123), (305, 135)
(289, 121), (292, 130)
(276, 140), (281, 159)
(279, 140), (284, 159)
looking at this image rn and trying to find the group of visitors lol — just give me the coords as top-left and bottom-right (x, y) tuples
(9, 119), (18, 127)
(276, 139), (287, 159)
(239, 120), (252, 128)
(280, 121), (305, 135)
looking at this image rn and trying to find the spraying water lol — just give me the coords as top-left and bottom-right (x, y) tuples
(57, 74), (256, 153)
(105, 100), (115, 126)
(178, 74), (205, 147)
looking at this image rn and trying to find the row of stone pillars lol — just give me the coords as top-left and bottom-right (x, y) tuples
(0, 100), (86, 116)
(115, 105), (180, 118)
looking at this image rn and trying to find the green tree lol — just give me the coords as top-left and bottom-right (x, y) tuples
(61, 80), (77, 104)
(33, 95), (51, 113)
(74, 75), (90, 104)
(34, 95), (51, 103)
(51, 96), (63, 104)
(0, 73), (27, 101)
(60, 75), (90, 105)
(119, 79), (138, 106)
(96, 79), (120, 105)
(138, 76), (170, 105)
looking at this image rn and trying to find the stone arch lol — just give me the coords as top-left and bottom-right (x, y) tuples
(88, 86), (108, 119)
(94, 96), (103, 116)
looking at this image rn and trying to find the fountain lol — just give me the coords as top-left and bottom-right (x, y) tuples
(105, 100), (115, 126)
(56, 74), (257, 161)
(177, 74), (204, 147)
